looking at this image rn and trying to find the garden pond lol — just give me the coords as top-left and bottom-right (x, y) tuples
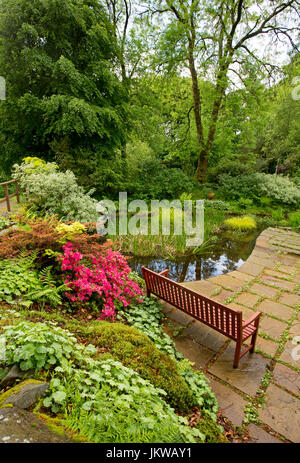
(129, 228), (264, 282)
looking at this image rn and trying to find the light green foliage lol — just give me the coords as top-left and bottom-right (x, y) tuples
(289, 211), (300, 228)
(0, 217), (11, 231)
(177, 359), (218, 421)
(2, 319), (204, 443)
(55, 222), (86, 243)
(0, 254), (66, 306)
(13, 158), (97, 222)
(238, 198), (253, 209)
(271, 208), (284, 222)
(223, 216), (256, 232)
(255, 174), (300, 206)
(2, 321), (78, 371)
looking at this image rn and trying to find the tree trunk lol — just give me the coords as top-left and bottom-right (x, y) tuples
(195, 150), (208, 183)
(187, 40), (206, 182)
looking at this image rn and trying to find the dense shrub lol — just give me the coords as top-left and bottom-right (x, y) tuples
(207, 158), (254, 184)
(219, 173), (300, 206)
(12, 157), (98, 222)
(289, 211), (300, 228)
(218, 174), (261, 202)
(204, 200), (230, 211)
(0, 216), (105, 260)
(256, 173), (300, 206)
(68, 321), (196, 413)
(58, 243), (143, 317)
(126, 157), (195, 200)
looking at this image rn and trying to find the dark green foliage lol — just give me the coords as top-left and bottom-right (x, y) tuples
(117, 297), (180, 359)
(0, 0), (127, 191)
(197, 413), (228, 443)
(68, 321), (197, 413)
(125, 157), (196, 201)
(217, 174), (261, 202)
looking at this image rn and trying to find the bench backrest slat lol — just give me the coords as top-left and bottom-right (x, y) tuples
(142, 267), (242, 341)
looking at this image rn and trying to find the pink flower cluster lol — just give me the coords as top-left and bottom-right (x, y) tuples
(58, 243), (143, 318)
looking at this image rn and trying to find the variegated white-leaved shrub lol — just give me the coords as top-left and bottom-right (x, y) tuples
(13, 157), (97, 222)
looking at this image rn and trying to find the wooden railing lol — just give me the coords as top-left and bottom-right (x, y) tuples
(0, 179), (20, 212)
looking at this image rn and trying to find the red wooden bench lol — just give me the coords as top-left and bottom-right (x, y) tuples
(141, 267), (261, 368)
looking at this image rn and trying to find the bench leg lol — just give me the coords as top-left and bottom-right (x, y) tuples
(233, 341), (242, 368)
(250, 329), (258, 354)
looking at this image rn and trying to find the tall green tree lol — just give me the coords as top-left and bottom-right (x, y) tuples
(144, 0), (300, 183)
(262, 55), (300, 175)
(0, 0), (127, 192)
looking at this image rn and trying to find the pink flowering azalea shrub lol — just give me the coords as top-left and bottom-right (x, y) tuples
(58, 242), (143, 318)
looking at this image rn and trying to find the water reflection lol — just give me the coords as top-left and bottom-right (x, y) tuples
(128, 229), (261, 282)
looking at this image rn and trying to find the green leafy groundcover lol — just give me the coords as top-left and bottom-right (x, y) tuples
(0, 316), (201, 443)
(0, 252), (66, 307)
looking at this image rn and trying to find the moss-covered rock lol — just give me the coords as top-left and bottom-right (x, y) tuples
(0, 379), (48, 409)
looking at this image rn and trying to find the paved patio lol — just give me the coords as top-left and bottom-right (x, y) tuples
(162, 228), (300, 443)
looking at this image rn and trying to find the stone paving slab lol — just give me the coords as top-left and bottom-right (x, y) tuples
(208, 274), (245, 292)
(273, 363), (300, 396)
(214, 288), (234, 304)
(248, 282), (280, 299)
(208, 343), (270, 396)
(259, 384), (300, 442)
(278, 293), (300, 308)
(234, 292), (261, 308)
(259, 315), (287, 340)
(255, 336), (278, 357)
(289, 319), (300, 337)
(182, 280), (220, 296)
(172, 336), (215, 368)
(247, 423), (283, 443)
(184, 319), (227, 352)
(257, 299), (294, 321)
(167, 307), (195, 326)
(264, 269), (294, 279)
(277, 264), (296, 275)
(279, 340), (300, 368)
(260, 275), (297, 292)
(228, 271), (253, 283)
(238, 262), (265, 276)
(209, 379), (247, 427)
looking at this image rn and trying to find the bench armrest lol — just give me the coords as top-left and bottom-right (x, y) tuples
(159, 269), (169, 277)
(243, 311), (261, 328)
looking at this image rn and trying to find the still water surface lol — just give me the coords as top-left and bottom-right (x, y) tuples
(129, 229), (262, 282)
